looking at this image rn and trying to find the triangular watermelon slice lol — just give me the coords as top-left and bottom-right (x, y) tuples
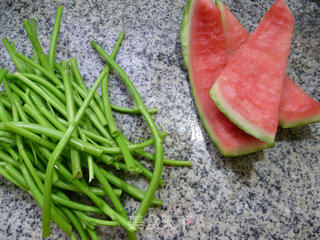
(210, 0), (294, 144)
(180, 0), (269, 156)
(217, 0), (320, 129)
(279, 75), (320, 127)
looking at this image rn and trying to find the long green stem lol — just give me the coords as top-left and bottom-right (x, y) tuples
(91, 42), (164, 228)
(15, 52), (61, 86)
(61, 60), (82, 179)
(20, 163), (73, 235)
(135, 148), (192, 166)
(2, 122), (105, 157)
(23, 19), (50, 70)
(2, 39), (25, 72)
(42, 36), (125, 236)
(70, 58), (104, 111)
(72, 80), (158, 115)
(48, 5), (63, 72)
(102, 31), (124, 137)
(0, 166), (27, 190)
(111, 105), (158, 115)
(3, 121), (163, 155)
(100, 168), (162, 206)
(11, 72), (67, 117)
(36, 145), (135, 232)
(56, 192), (88, 240)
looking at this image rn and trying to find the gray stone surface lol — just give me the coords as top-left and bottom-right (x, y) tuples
(0, 0), (319, 239)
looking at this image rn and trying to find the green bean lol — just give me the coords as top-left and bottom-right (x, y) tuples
(2, 144), (19, 161)
(4, 164), (28, 188)
(11, 72), (67, 117)
(100, 168), (162, 206)
(23, 71), (107, 128)
(54, 166), (136, 231)
(135, 149), (193, 167)
(0, 149), (19, 168)
(49, 156), (136, 232)
(4, 85), (62, 184)
(70, 58), (104, 111)
(29, 90), (67, 131)
(96, 32), (136, 174)
(112, 161), (141, 173)
(36, 170), (121, 198)
(2, 39), (25, 72)
(61, 60), (82, 179)
(74, 91), (109, 131)
(1, 96), (12, 110)
(87, 229), (99, 240)
(20, 163), (73, 236)
(81, 129), (114, 146)
(28, 90), (112, 149)
(3, 123), (57, 150)
(0, 137), (15, 146)
(78, 127), (95, 182)
(52, 195), (98, 216)
(4, 122), (107, 158)
(5, 88), (45, 195)
(59, 206), (88, 240)
(56, 193), (88, 240)
(48, 6), (63, 72)
(92, 161), (127, 216)
(0, 166), (28, 191)
(22, 73), (65, 101)
(70, 232), (77, 240)
(131, 158), (164, 186)
(0, 130), (13, 139)
(7, 121), (164, 156)
(91, 42), (164, 228)
(72, 81), (158, 116)
(75, 211), (119, 227)
(27, 72), (113, 141)
(101, 31), (124, 137)
(23, 19), (50, 70)
(7, 83), (27, 102)
(6, 163), (97, 215)
(111, 105), (158, 115)
(0, 97), (12, 122)
(42, 35), (127, 236)
(15, 52), (61, 86)
(23, 104), (55, 128)
(93, 159), (136, 240)
(12, 41), (35, 73)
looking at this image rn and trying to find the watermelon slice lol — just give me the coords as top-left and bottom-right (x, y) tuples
(217, 0), (320, 128)
(180, 0), (269, 156)
(210, 0), (294, 144)
(279, 75), (320, 127)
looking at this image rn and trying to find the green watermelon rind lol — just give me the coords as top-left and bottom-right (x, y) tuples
(210, 81), (275, 144)
(279, 113), (320, 128)
(180, 0), (270, 156)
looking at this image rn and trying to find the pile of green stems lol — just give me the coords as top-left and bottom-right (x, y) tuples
(0, 5), (191, 240)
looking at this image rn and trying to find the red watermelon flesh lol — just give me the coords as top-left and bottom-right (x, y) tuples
(217, 0), (320, 128)
(210, 0), (294, 144)
(180, 0), (269, 156)
(279, 76), (320, 127)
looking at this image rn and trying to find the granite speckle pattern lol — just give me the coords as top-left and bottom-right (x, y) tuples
(0, 0), (319, 239)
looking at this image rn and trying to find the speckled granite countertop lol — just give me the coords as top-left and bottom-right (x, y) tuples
(0, 0), (319, 239)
